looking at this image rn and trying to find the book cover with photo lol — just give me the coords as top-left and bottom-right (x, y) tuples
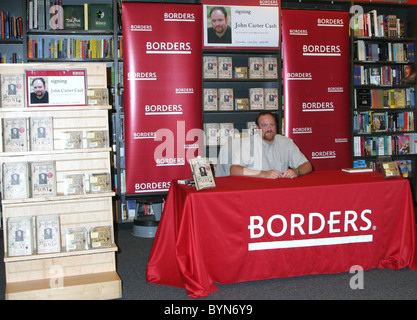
(29, 117), (53, 151)
(264, 88), (279, 110)
(30, 161), (57, 197)
(0, 73), (25, 108)
(36, 215), (61, 254)
(2, 118), (28, 152)
(189, 157), (216, 191)
(7, 216), (33, 257)
(2, 162), (30, 199)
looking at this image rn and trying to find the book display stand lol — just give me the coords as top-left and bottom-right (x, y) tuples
(0, 62), (121, 300)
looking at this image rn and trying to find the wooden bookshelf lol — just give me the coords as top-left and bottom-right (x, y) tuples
(0, 62), (121, 300)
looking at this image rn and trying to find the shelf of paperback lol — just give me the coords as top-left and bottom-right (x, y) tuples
(0, 62), (121, 300)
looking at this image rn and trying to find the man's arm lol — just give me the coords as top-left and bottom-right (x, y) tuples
(281, 161), (313, 179)
(230, 165), (283, 179)
(230, 160), (312, 179)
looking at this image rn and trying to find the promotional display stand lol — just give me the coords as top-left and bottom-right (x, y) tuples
(0, 63), (121, 300)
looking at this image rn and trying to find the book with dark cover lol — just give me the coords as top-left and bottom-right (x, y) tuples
(63, 5), (84, 30)
(88, 4), (113, 30)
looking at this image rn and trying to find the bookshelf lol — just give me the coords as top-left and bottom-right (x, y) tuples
(202, 50), (282, 168)
(0, 62), (122, 300)
(350, 2), (417, 197)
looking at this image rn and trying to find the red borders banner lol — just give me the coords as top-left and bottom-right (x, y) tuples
(282, 10), (351, 171)
(122, 3), (203, 194)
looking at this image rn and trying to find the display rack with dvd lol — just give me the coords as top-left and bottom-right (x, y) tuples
(0, 62), (121, 300)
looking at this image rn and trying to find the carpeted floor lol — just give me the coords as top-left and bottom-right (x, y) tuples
(1, 227), (417, 300)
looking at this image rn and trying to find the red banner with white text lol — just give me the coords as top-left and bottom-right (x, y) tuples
(282, 10), (351, 171)
(122, 3), (203, 194)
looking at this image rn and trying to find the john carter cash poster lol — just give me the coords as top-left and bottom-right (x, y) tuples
(25, 69), (87, 107)
(203, 4), (279, 49)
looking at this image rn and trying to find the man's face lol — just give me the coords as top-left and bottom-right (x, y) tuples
(257, 114), (277, 142)
(33, 80), (45, 97)
(210, 9), (228, 36)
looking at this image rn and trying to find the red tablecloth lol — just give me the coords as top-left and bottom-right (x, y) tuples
(146, 171), (417, 298)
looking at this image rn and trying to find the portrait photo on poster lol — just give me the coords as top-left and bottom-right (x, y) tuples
(203, 4), (279, 49)
(25, 69), (87, 107)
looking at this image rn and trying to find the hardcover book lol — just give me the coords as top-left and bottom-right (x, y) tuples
(90, 226), (112, 249)
(264, 88), (279, 110)
(218, 56), (233, 79)
(63, 5), (84, 30)
(63, 174), (85, 195)
(2, 162), (30, 199)
(29, 117), (53, 151)
(263, 57), (278, 79)
(219, 122), (234, 147)
(65, 227), (88, 251)
(88, 4), (113, 30)
(2, 118), (28, 152)
(249, 88), (264, 110)
(36, 215), (61, 254)
(7, 216), (33, 257)
(30, 161), (57, 197)
(203, 56), (218, 79)
(218, 88), (233, 111)
(0, 73), (25, 108)
(204, 123), (219, 146)
(89, 172), (111, 193)
(203, 88), (218, 111)
(86, 130), (108, 148)
(189, 156), (216, 191)
(249, 57), (264, 79)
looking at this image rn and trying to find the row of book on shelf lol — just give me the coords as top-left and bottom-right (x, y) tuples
(2, 117), (109, 152)
(354, 87), (415, 109)
(204, 122), (257, 146)
(353, 133), (417, 157)
(353, 110), (414, 134)
(0, 73), (109, 108)
(7, 214), (113, 257)
(1, 11), (22, 39)
(28, 37), (115, 59)
(352, 158), (412, 178)
(204, 87), (279, 111)
(354, 40), (415, 62)
(28, 0), (114, 31)
(352, 11), (406, 38)
(2, 161), (111, 200)
(353, 64), (416, 86)
(203, 56), (278, 80)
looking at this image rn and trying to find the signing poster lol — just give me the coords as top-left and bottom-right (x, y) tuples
(202, 0), (280, 49)
(123, 2), (203, 194)
(25, 69), (87, 107)
(282, 10), (351, 171)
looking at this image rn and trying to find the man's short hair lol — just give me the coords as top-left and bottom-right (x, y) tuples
(210, 6), (227, 18)
(255, 111), (278, 127)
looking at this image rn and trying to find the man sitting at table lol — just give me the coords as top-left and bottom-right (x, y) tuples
(228, 111), (313, 179)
